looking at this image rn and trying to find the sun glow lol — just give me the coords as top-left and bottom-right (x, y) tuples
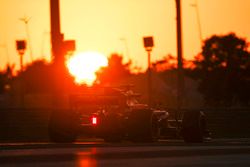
(66, 51), (108, 86)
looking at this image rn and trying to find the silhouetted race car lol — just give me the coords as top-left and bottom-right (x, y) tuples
(48, 86), (209, 143)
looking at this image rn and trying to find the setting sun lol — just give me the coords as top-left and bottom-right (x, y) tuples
(66, 51), (108, 86)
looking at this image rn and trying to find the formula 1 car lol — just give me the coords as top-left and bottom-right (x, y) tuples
(48, 86), (209, 143)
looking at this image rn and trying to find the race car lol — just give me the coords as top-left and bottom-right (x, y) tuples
(48, 86), (209, 143)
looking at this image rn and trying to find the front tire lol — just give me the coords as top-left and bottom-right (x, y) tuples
(181, 110), (207, 143)
(48, 109), (78, 143)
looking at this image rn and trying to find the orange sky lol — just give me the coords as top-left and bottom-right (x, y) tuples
(0, 0), (250, 71)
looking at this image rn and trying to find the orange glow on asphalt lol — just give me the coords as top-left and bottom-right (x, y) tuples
(66, 51), (108, 86)
(77, 148), (97, 167)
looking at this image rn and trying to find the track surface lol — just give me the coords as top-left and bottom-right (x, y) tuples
(1, 139), (250, 167)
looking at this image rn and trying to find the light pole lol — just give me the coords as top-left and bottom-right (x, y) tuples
(16, 40), (27, 72)
(175, 0), (184, 124)
(16, 40), (27, 107)
(0, 43), (9, 65)
(143, 36), (154, 107)
(190, 0), (203, 44)
(19, 16), (33, 62)
(40, 31), (50, 59)
(50, 0), (64, 65)
(119, 37), (130, 62)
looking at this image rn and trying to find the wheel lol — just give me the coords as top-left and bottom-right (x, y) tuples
(48, 109), (79, 143)
(151, 112), (161, 140)
(181, 110), (207, 143)
(128, 109), (160, 142)
(101, 112), (123, 143)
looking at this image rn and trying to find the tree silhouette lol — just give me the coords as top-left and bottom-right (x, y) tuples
(17, 60), (74, 93)
(0, 72), (8, 93)
(194, 33), (250, 106)
(16, 60), (55, 93)
(152, 54), (195, 72)
(0, 65), (13, 93)
(152, 54), (177, 72)
(96, 53), (132, 85)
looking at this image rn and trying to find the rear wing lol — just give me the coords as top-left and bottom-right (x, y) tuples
(69, 94), (120, 106)
(69, 86), (141, 107)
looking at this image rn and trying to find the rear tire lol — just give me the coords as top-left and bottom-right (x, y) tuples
(102, 112), (123, 143)
(181, 111), (206, 143)
(128, 109), (159, 142)
(48, 109), (78, 143)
